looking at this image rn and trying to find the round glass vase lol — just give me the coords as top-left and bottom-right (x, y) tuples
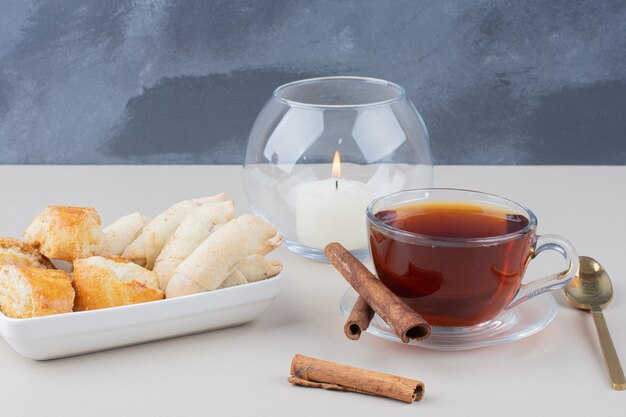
(243, 76), (433, 261)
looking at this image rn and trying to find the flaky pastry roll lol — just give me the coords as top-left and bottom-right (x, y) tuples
(98, 212), (151, 257)
(24, 206), (104, 261)
(166, 214), (283, 297)
(122, 194), (228, 269)
(0, 265), (74, 318)
(72, 256), (163, 311)
(0, 237), (55, 269)
(218, 254), (283, 289)
(153, 200), (235, 291)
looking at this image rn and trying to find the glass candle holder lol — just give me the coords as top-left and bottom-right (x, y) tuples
(243, 76), (433, 261)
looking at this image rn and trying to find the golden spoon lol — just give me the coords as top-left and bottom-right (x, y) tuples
(563, 256), (625, 390)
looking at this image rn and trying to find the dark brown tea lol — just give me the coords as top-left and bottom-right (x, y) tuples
(370, 201), (533, 327)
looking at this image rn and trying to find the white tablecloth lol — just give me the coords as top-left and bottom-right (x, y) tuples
(0, 165), (624, 416)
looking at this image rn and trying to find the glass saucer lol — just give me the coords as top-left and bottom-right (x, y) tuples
(339, 288), (557, 351)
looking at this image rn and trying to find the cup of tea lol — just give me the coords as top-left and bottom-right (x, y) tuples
(367, 188), (578, 328)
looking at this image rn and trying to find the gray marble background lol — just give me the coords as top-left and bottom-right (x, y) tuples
(0, 0), (624, 165)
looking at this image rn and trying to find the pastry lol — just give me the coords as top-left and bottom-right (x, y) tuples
(24, 206), (104, 261)
(9, 195), (280, 313)
(218, 255), (283, 289)
(72, 256), (163, 311)
(0, 265), (74, 318)
(98, 212), (150, 257)
(0, 237), (55, 269)
(237, 213), (284, 256)
(122, 194), (228, 269)
(233, 254), (283, 283)
(166, 214), (282, 297)
(153, 200), (235, 290)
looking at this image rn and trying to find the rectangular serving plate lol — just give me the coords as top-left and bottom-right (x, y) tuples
(0, 274), (282, 360)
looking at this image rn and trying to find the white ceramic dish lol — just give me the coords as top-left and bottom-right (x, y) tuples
(0, 274), (283, 360)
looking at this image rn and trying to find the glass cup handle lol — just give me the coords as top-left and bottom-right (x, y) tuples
(506, 234), (579, 310)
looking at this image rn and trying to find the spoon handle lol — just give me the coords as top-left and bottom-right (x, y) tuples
(591, 305), (626, 390)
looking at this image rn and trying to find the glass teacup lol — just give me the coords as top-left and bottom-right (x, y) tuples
(367, 188), (578, 328)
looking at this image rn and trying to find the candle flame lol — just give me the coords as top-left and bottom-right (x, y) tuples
(332, 150), (341, 179)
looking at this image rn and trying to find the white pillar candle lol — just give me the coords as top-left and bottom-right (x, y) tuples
(296, 178), (374, 250)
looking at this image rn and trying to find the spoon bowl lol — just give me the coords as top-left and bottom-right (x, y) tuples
(563, 256), (613, 309)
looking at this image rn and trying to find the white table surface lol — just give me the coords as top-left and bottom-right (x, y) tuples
(0, 165), (624, 416)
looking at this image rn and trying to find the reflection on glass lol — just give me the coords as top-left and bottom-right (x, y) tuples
(243, 76), (434, 260)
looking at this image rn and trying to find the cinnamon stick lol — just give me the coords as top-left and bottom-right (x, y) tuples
(288, 354), (424, 403)
(344, 296), (374, 340)
(325, 242), (431, 343)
